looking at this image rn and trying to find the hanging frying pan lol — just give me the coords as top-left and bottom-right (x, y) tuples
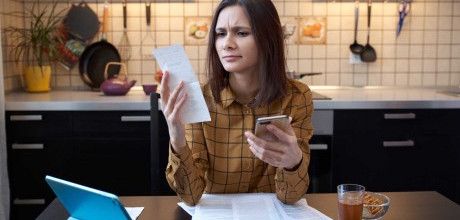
(79, 1), (120, 89)
(57, 1), (99, 70)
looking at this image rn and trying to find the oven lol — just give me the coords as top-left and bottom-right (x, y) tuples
(307, 110), (334, 193)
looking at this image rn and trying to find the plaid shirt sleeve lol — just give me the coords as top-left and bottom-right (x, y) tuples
(165, 122), (208, 206)
(275, 84), (313, 204)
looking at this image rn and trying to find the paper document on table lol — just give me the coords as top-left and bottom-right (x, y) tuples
(178, 193), (332, 220)
(274, 198), (331, 220)
(152, 44), (211, 123)
(67, 207), (143, 220)
(126, 207), (144, 219)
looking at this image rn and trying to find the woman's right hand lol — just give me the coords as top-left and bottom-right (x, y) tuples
(160, 71), (188, 153)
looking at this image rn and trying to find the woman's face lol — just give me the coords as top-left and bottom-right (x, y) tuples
(215, 5), (259, 76)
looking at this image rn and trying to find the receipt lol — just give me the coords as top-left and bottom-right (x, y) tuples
(153, 45), (211, 123)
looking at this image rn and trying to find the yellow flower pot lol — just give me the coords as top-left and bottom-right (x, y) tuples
(24, 66), (51, 92)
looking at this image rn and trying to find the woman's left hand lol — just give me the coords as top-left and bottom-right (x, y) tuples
(245, 123), (302, 170)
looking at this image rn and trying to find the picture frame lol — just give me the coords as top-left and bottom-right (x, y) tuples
(184, 17), (212, 45)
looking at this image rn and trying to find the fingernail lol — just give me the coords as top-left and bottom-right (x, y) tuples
(247, 138), (253, 145)
(244, 131), (250, 138)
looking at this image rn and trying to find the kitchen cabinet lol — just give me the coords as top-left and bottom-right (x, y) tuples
(332, 109), (460, 204)
(6, 110), (151, 220)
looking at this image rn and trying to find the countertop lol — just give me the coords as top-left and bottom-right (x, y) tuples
(5, 86), (460, 111)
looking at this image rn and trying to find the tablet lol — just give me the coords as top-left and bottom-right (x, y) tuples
(45, 175), (132, 220)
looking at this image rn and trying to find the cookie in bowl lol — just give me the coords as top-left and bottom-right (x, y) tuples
(362, 192), (390, 220)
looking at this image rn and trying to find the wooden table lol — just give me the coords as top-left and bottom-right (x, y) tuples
(36, 191), (459, 220)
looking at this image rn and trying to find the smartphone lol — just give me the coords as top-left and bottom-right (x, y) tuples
(255, 115), (290, 141)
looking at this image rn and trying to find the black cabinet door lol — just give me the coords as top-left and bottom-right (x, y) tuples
(73, 111), (150, 138)
(7, 138), (74, 200)
(69, 138), (151, 196)
(10, 204), (47, 220)
(6, 111), (72, 138)
(417, 135), (459, 204)
(332, 135), (432, 192)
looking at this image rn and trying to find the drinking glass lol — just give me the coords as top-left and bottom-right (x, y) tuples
(337, 184), (366, 220)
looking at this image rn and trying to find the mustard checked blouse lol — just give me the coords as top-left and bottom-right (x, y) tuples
(166, 78), (314, 206)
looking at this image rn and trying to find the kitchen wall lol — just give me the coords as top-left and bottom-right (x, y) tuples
(1, 0), (460, 91)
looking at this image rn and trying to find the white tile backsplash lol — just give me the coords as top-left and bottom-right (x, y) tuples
(2, 0), (460, 91)
(437, 59), (450, 73)
(409, 73), (423, 86)
(285, 2), (299, 16)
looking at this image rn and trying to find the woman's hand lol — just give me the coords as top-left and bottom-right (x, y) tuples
(245, 121), (302, 170)
(160, 71), (188, 153)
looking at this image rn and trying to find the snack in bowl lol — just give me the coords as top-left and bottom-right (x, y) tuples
(362, 192), (390, 219)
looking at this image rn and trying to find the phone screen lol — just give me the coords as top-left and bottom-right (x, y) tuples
(255, 115), (289, 141)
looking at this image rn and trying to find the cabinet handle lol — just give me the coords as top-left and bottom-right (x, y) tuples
(310, 144), (328, 150)
(12, 143), (44, 150)
(384, 113), (416, 120)
(13, 198), (45, 205)
(383, 140), (414, 147)
(121, 116), (151, 122)
(10, 115), (42, 121)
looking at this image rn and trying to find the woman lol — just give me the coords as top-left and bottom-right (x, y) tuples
(161, 0), (313, 206)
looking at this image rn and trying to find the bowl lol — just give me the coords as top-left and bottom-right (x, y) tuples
(142, 84), (158, 95)
(362, 192), (390, 220)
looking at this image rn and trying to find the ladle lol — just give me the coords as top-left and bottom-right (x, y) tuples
(350, 1), (364, 54)
(360, 0), (377, 62)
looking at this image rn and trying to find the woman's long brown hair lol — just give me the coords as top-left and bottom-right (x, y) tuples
(206, 0), (287, 107)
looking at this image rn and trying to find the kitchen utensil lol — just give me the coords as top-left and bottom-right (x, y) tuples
(350, 0), (364, 54)
(282, 23), (296, 39)
(117, 0), (131, 61)
(100, 62), (136, 96)
(141, 1), (155, 58)
(397, 0), (411, 37)
(360, 0), (377, 62)
(79, 0), (121, 89)
(57, 1), (99, 70)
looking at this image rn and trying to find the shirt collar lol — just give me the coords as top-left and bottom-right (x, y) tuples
(220, 86), (237, 109)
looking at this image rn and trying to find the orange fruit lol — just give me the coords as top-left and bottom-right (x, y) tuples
(199, 24), (208, 32)
(312, 23), (322, 31)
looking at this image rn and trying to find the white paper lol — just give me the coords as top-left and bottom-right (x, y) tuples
(178, 193), (332, 220)
(66, 207), (143, 220)
(178, 201), (196, 216)
(153, 44), (211, 123)
(126, 207), (144, 220)
(273, 198), (331, 220)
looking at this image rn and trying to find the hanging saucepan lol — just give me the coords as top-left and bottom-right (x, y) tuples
(79, 1), (120, 89)
(57, 1), (99, 70)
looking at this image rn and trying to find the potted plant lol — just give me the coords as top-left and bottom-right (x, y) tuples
(7, 1), (64, 92)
